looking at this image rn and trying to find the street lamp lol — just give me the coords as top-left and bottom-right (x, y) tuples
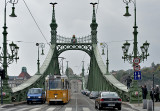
(122, 0), (149, 103)
(36, 43), (45, 74)
(0, 0), (19, 104)
(58, 57), (65, 75)
(100, 42), (109, 74)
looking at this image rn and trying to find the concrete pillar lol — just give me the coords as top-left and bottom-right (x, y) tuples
(143, 99), (147, 109)
(147, 100), (152, 111)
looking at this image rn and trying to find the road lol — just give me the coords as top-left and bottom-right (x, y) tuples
(0, 93), (137, 111)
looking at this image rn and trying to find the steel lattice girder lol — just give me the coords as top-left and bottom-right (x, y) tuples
(56, 43), (92, 56)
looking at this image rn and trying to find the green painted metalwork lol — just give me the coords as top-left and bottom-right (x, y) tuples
(9, 2), (132, 103)
(122, 0), (149, 103)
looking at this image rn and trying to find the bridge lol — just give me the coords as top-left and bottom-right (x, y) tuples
(1, 3), (142, 104)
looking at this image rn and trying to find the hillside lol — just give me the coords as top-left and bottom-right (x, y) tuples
(113, 62), (160, 90)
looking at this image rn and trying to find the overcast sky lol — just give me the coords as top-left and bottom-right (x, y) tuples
(0, 0), (160, 76)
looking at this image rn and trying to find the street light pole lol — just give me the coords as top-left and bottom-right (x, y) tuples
(66, 61), (69, 78)
(106, 45), (109, 74)
(0, 0), (19, 104)
(58, 57), (65, 75)
(122, 0), (149, 103)
(37, 44), (40, 74)
(36, 43), (45, 74)
(100, 42), (109, 74)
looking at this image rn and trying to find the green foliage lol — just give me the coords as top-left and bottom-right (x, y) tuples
(113, 63), (160, 89)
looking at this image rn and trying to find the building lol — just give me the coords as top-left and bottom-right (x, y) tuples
(0, 67), (31, 88)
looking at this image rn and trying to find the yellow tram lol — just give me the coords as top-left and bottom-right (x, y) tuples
(45, 75), (71, 104)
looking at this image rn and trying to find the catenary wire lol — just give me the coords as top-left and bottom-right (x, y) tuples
(22, 0), (50, 46)
(96, 0), (100, 14)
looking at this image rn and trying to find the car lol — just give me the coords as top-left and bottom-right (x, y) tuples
(85, 91), (91, 96)
(89, 91), (99, 99)
(95, 91), (122, 110)
(81, 90), (85, 95)
(27, 88), (46, 104)
(83, 89), (88, 95)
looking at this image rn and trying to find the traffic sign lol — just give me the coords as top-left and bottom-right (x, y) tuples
(134, 71), (141, 80)
(133, 58), (140, 64)
(2, 92), (6, 96)
(134, 65), (141, 71)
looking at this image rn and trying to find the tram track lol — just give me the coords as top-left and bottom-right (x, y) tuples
(80, 93), (97, 111)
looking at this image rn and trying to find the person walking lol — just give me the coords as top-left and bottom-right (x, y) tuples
(155, 85), (159, 102)
(150, 87), (155, 101)
(125, 76), (132, 89)
(142, 85), (148, 99)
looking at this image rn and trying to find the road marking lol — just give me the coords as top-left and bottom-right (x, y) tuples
(123, 107), (135, 111)
(65, 107), (72, 111)
(18, 107), (31, 111)
(46, 107), (56, 111)
(83, 107), (90, 111)
(4, 108), (17, 111)
(29, 107), (41, 111)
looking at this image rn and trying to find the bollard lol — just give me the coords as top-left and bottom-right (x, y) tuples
(143, 99), (147, 109)
(147, 100), (152, 111)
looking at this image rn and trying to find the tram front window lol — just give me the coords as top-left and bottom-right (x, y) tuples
(49, 79), (61, 89)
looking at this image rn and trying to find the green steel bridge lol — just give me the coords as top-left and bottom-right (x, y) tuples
(3, 3), (141, 103)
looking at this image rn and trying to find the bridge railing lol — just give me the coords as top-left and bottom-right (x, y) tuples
(56, 35), (92, 43)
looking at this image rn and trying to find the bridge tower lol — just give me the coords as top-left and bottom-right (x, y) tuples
(50, 3), (58, 44)
(90, 3), (98, 44)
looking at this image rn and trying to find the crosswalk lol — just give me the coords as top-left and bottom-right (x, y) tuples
(0, 107), (91, 111)
(0, 106), (138, 111)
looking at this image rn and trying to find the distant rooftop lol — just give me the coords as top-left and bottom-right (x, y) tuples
(18, 67), (31, 79)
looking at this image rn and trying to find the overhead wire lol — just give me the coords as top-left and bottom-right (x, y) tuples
(77, 0), (100, 74)
(22, 0), (50, 46)
(7, 40), (47, 44)
(96, 0), (100, 14)
(77, 53), (86, 73)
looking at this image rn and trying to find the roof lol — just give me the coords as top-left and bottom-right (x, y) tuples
(18, 72), (31, 79)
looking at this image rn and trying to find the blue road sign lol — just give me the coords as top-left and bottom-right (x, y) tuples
(134, 71), (141, 80)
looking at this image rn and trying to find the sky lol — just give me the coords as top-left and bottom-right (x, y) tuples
(0, 0), (160, 76)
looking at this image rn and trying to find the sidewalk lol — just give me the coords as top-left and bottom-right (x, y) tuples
(123, 100), (160, 111)
(0, 101), (26, 108)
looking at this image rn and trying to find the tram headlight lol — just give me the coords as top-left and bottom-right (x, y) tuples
(27, 96), (30, 98)
(38, 96), (42, 98)
(55, 95), (57, 98)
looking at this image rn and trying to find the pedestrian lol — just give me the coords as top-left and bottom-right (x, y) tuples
(155, 85), (159, 102)
(142, 85), (148, 99)
(125, 76), (132, 89)
(150, 87), (155, 101)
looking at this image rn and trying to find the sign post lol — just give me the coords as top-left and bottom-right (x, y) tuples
(1, 76), (3, 105)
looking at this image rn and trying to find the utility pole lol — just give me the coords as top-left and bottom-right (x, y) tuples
(66, 61), (69, 78)
(58, 57), (65, 75)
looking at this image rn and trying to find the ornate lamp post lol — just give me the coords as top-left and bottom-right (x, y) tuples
(100, 42), (109, 74)
(36, 43), (45, 74)
(0, 0), (19, 104)
(122, 0), (149, 103)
